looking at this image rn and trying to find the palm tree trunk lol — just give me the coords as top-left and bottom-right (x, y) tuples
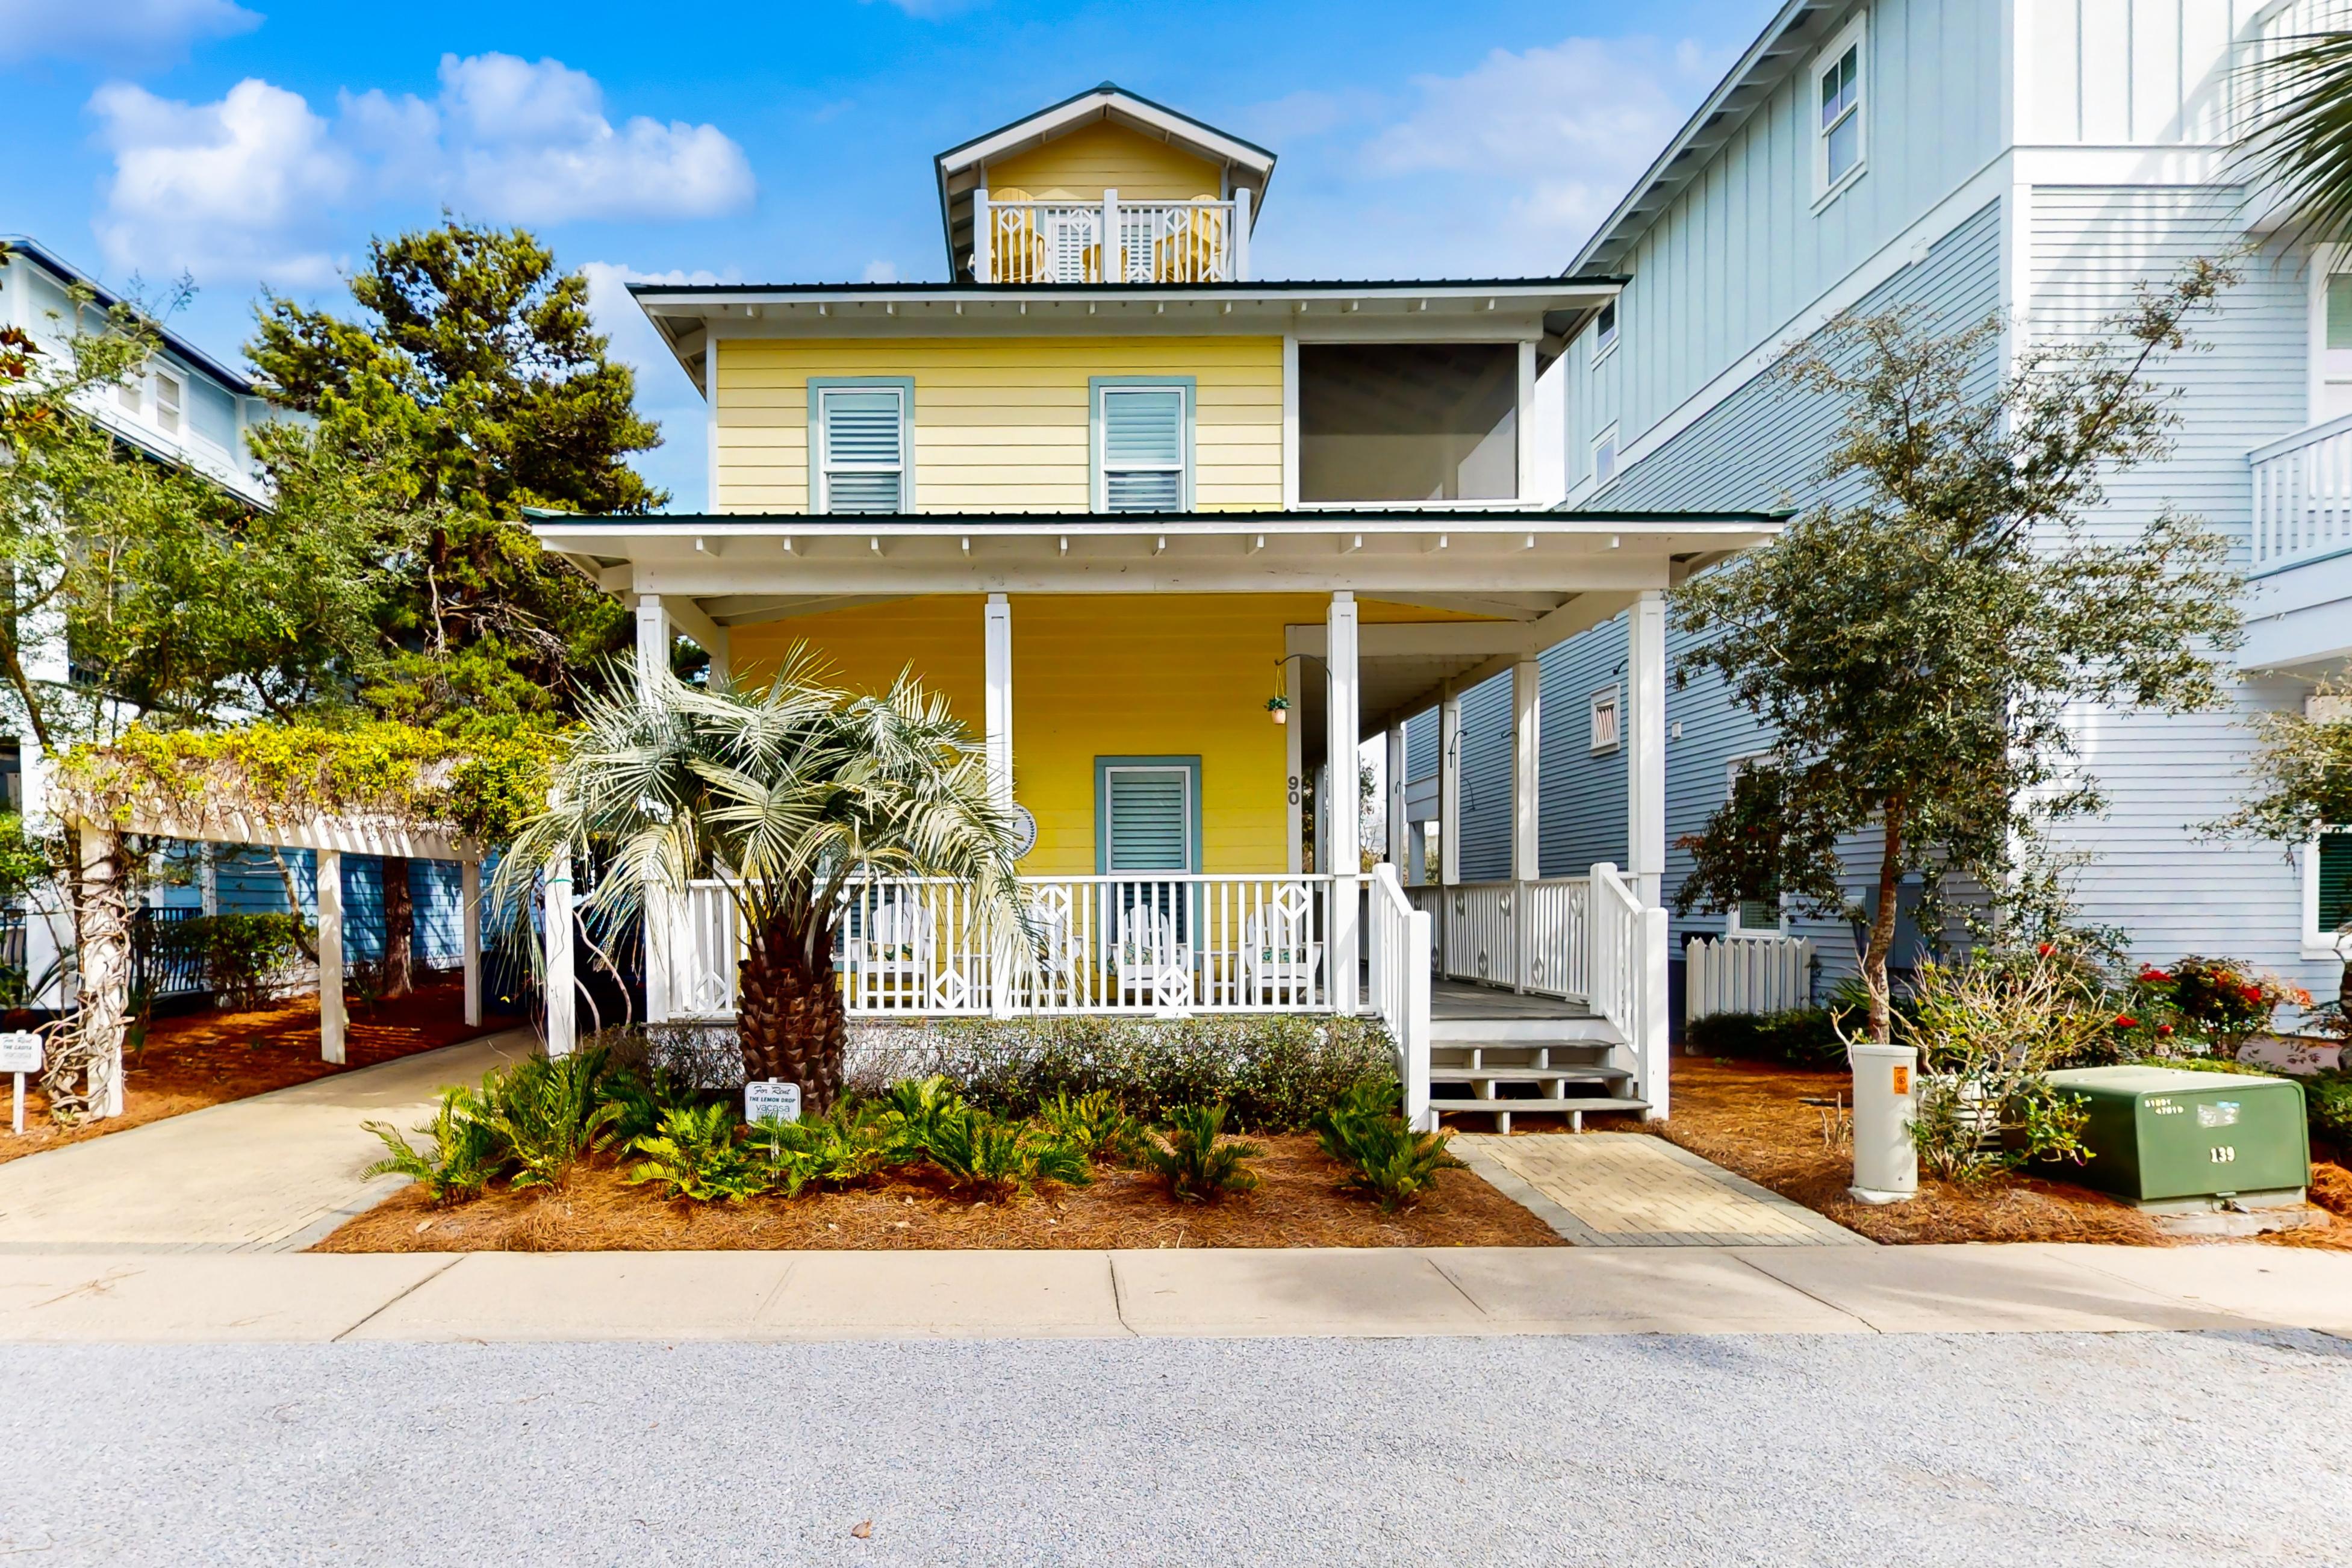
(738, 913), (846, 1112)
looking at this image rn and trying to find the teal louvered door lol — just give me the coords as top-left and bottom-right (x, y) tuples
(2322, 833), (2352, 933)
(1104, 768), (1192, 873)
(1099, 386), (1186, 511)
(818, 386), (906, 512)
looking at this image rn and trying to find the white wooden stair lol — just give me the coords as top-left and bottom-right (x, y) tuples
(1428, 1016), (1646, 1133)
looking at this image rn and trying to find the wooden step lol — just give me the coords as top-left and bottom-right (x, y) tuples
(1433, 1096), (1649, 1132)
(1430, 1017), (1620, 1045)
(1430, 1043), (1616, 1068)
(1430, 1065), (1630, 1086)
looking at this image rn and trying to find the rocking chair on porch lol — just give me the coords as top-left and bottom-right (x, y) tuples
(846, 897), (936, 1008)
(1113, 903), (1193, 1010)
(1238, 906), (1323, 1006)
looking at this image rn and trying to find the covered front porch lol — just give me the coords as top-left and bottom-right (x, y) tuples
(534, 509), (1779, 1122)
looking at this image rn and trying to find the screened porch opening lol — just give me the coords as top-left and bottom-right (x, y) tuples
(1297, 342), (1518, 503)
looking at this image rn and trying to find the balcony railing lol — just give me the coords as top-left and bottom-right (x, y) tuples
(2250, 412), (2352, 570)
(973, 188), (1248, 285)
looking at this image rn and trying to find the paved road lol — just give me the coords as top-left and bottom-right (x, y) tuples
(2, 1330), (2345, 1566)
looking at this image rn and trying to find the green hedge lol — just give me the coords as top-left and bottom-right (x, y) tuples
(848, 1013), (1398, 1133)
(1684, 1006), (1847, 1069)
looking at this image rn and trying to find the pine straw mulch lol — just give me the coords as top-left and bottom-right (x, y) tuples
(0, 980), (515, 1168)
(313, 1132), (1568, 1252)
(1441, 1055), (2189, 1246)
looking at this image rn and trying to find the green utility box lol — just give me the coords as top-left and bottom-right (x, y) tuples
(2042, 1066), (2308, 1209)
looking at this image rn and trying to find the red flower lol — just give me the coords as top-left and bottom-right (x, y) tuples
(2239, 984), (2263, 1005)
(2157, 1024), (2173, 1037)
(2114, 1014), (2139, 1029)
(2138, 966), (2170, 983)
(2036, 943), (2054, 957)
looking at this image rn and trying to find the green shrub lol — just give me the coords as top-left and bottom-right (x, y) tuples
(1311, 1082), (1462, 1212)
(599, 1061), (708, 1146)
(626, 1103), (762, 1202)
(923, 1109), (1090, 1196)
(156, 913), (310, 1012)
(1140, 1103), (1260, 1204)
(741, 1100), (891, 1197)
(2308, 1072), (2352, 1153)
(1036, 1089), (1143, 1165)
(364, 1084), (508, 1204)
(1685, 1007), (1846, 1069)
(479, 1047), (622, 1191)
(858, 1014), (1394, 1131)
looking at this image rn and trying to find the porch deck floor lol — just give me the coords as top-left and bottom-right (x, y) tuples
(1429, 979), (1595, 1022)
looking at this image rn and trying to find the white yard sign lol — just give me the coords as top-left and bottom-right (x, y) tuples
(0, 1031), (43, 1137)
(744, 1080), (801, 1126)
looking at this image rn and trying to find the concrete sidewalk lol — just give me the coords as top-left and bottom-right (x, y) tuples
(0, 1030), (534, 1253)
(0, 1242), (2344, 1342)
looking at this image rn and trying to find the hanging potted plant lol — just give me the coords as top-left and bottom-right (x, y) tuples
(1265, 694), (1290, 725)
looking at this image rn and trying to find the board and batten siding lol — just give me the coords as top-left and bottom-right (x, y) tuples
(2021, 184), (2329, 992)
(1564, 0), (2005, 490)
(713, 337), (1282, 512)
(2015, 0), (2287, 149)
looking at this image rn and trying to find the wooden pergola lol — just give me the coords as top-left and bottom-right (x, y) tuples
(64, 807), (485, 1119)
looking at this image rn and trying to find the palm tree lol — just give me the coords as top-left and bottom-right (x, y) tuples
(2238, 25), (2352, 245)
(496, 652), (1031, 1111)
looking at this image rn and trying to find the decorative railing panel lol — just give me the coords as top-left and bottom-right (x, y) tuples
(977, 195), (1243, 284)
(2250, 412), (2352, 570)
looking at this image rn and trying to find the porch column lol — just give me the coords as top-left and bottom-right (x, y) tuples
(1628, 590), (1667, 909)
(461, 859), (482, 1028)
(317, 849), (345, 1065)
(1327, 591), (1360, 1010)
(1512, 658), (1542, 884)
(633, 595), (669, 703)
(1438, 686), (1462, 886)
(1285, 656), (1305, 875)
(544, 852), (576, 1057)
(1384, 724), (1408, 871)
(983, 593), (1013, 807)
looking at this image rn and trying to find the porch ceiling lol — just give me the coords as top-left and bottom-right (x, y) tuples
(535, 511), (1782, 608)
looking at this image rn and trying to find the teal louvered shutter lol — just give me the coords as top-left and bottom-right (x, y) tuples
(819, 387), (906, 513)
(1100, 387), (1186, 512)
(2322, 833), (2352, 933)
(1105, 768), (1192, 873)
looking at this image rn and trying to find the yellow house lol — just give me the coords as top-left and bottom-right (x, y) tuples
(535, 86), (1779, 1125)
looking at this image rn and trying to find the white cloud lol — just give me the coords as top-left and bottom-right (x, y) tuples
(0, 0), (258, 67)
(90, 78), (355, 285)
(88, 54), (756, 288)
(860, 259), (900, 284)
(1251, 36), (1722, 279)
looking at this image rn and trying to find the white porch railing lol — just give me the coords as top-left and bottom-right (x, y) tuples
(1366, 864), (1434, 1131)
(2250, 412), (2352, 569)
(974, 189), (1247, 284)
(653, 873), (1337, 1021)
(1685, 935), (1816, 1024)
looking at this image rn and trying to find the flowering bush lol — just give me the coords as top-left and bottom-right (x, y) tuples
(2126, 956), (2308, 1055)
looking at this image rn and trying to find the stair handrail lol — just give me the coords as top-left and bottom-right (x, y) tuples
(1367, 863), (1434, 1130)
(1588, 861), (1670, 1119)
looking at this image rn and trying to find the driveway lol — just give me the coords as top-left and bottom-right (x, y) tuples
(0, 1030), (534, 1252)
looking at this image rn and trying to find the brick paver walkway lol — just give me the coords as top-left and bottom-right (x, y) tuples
(1454, 1132), (1870, 1246)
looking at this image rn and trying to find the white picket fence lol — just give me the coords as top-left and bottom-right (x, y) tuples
(1684, 934), (1815, 1023)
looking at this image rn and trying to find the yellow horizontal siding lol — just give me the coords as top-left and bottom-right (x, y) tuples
(727, 594), (1466, 876)
(715, 336), (1282, 512)
(985, 122), (1222, 202)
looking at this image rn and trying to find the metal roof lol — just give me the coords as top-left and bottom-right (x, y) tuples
(1, 234), (260, 396)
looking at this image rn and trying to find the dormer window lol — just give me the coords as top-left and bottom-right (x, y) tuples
(811, 380), (912, 514)
(1593, 300), (1617, 360)
(1095, 380), (1191, 512)
(154, 370), (183, 437)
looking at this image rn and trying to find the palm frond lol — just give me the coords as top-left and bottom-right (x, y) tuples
(2236, 28), (2352, 247)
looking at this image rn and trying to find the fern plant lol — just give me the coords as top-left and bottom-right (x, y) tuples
(1036, 1089), (1142, 1165)
(1311, 1082), (1463, 1212)
(364, 1084), (509, 1204)
(626, 1103), (763, 1202)
(1140, 1103), (1261, 1204)
(482, 1047), (623, 1191)
(742, 1100), (891, 1197)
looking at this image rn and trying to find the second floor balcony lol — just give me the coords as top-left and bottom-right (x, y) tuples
(972, 188), (1249, 285)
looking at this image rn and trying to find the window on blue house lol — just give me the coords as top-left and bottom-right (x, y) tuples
(1816, 17), (1865, 196)
(2319, 832), (2352, 936)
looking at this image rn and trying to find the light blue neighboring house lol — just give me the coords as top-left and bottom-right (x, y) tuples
(1410, 0), (2352, 1018)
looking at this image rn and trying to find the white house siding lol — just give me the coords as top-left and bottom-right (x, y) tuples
(1566, 0), (2006, 490)
(2020, 183), (2330, 992)
(2015, 0), (2279, 149)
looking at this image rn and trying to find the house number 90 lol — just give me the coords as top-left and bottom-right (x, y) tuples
(1287, 774), (1301, 805)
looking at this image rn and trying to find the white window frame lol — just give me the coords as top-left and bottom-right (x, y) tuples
(2301, 830), (2352, 960)
(810, 379), (913, 515)
(1591, 424), (1619, 491)
(1093, 379), (1194, 513)
(1588, 684), (1621, 754)
(1590, 299), (1618, 366)
(1811, 11), (1867, 207)
(1724, 753), (1790, 939)
(115, 373), (143, 417)
(154, 369), (183, 438)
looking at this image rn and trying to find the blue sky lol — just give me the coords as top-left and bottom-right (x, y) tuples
(3, 0), (1773, 507)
